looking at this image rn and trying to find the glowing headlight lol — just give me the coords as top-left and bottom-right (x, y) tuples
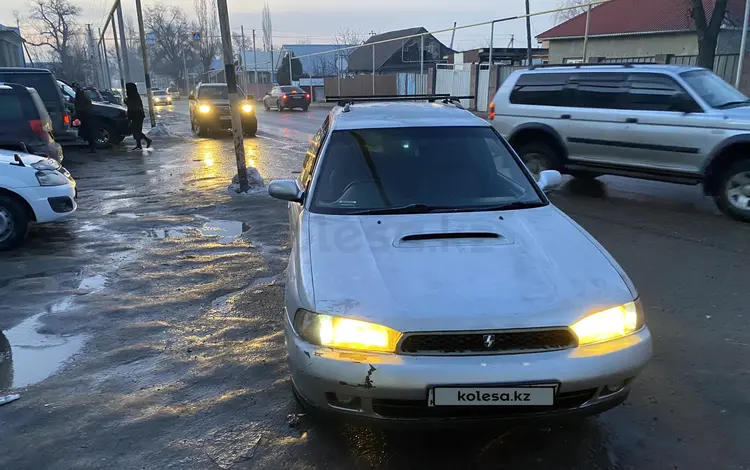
(293, 309), (401, 353)
(241, 104), (253, 113)
(570, 301), (643, 346)
(199, 105), (211, 113)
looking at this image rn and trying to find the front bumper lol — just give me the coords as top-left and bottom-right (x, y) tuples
(195, 113), (257, 130)
(285, 317), (652, 423)
(15, 179), (77, 223)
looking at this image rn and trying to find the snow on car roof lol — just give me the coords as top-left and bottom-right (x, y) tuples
(330, 101), (489, 131)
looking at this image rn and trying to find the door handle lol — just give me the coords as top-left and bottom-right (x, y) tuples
(560, 114), (571, 119)
(625, 117), (638, 123)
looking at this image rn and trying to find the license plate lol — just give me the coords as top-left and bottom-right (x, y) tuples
(430, 386), (555, 406)
(220, 115), (231, 120)
(293, 96), (302, 99)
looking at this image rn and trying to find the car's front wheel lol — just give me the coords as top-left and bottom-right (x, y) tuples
(715, 159), (750, 222)
(95, 124), (115, 147)
(0, 194), (30, 251)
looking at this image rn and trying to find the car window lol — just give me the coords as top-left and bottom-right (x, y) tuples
(299, 117), (330, 189)
(627, 73), (689, 112)
(309, 126), (542, 214)
(0, 73), (62, 111)
(0, 90), (28, 120)
(569, 73), (628, 110)
(281, 86), (305, 94)
(198, 86), (228, 99)
(58, 81), (75, 99)
(680, 69), (748, 108)
(510, 73), (571, 107)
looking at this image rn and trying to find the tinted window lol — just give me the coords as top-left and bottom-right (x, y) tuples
(627, 74), (685, 111)
(310, 127), (542, 214)
(198, 86), (228, 99)
(280, 86), (304, 94)
(510, 73), (571, 106)
(569, 73), (628, 109)
(299, 117), (329, 188)
(0, 72), (61, 110)
(0, 90), (27, 120)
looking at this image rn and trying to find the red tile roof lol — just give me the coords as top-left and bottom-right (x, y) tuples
(538, 0), (745, 39)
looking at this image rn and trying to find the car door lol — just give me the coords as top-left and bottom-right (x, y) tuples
(621, 73), (716, 175)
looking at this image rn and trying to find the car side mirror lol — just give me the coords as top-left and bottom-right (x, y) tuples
(538, 170), (562, 192)
(188, 93), (195, 100)
(268, 179), (303, 203)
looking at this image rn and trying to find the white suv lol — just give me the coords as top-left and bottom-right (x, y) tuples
(0, 148), (77, 249)
(490, 64), (750, 222)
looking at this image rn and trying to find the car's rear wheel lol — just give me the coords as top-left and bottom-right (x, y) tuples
(0, 195), (29, 251)
(715, 159), (750, 222)
(515, 142), (561, 181)
(277, 100), (283, 111)
(264, 100), (270, 111)
(302, 106), (309, 112)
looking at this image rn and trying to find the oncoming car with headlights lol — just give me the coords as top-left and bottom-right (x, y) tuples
(268, 97), (653, 424)
(0, 148), (76, 250)
(188, 83), (257, 137)
(152, 89), (172, 105)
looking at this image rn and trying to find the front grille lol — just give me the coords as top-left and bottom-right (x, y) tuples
(398, 328), (577, 355)
(372, 388), (597, 419)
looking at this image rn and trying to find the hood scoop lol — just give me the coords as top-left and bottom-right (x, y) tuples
(395, 231), (513, 248)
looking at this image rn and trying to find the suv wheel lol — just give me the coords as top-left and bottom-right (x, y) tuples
(515, 142), (560, 180)
(0, 195), (29, 250)
(95, 125), (114, 146)
(716, 159), (750, 222)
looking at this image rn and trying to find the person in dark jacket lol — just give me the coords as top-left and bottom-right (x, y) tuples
(74, 83), (96, 153)
(125, 82), (152, 150)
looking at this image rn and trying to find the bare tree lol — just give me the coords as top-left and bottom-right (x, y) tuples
(144, 3), (192, 85)
(193, 0), (219, 73)
(691, 0), (729, 69)
(261, 1), (272, 51)
(23, 0), (82, 80)
(555, 0), (590, 24)
(332, 27), (362, 72)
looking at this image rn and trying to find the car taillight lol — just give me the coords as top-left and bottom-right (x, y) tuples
(63, 113), (71, 126)
(282, 94), (288, 100)
(30, 119), (49, 139)
(306, 93), (310, 99)
(489, 101), (495, 121)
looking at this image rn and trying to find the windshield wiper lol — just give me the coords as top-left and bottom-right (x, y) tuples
(716, 100), (750, 109)
(350, 204), (440, 215)
(349, 201), (545, 215)
(456, 201), (546, 212)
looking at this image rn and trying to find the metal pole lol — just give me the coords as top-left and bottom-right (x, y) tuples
(116, 3), (131, 83)
(183, 53), (189, 95)
(308, 54), (313, 99)
(525, 0), (532, 66)
(252, 29), (259, 98)
(135, 0), (156, 127)
(372, 43), (375, 94)
(449, 22), (457, 49)
(582, 3), (592, 63)
(241, 25), (248, 94)
(489, 22), (494, 67)
(736, 0), (750, 88)
(111, 14), (125, 90)
(420, 34), (424, 94)
(100, 28), (111, 88)
(288, 49), (293, 85)
(217, 0), (250, 192)
(337, 51), (341, 96)
(87, 24), (100, 87)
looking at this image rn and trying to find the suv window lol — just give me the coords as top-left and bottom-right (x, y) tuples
(569, 73), (628, 110)
(510, 73), (571, 107)
(628, 74), (686, 111)
(198, 86), (228, 99)
(0, 72), (62, 111)
(0, 89), (28, 120)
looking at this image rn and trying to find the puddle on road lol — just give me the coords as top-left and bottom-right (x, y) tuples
(146, 220), (249, 244)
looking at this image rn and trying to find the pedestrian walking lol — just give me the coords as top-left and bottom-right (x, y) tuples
(73, 83), (97, 153)
(125, 82), (152, 150)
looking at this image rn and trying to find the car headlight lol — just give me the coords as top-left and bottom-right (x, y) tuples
(199, 105), (211, 113)
(31, 158), (61, 171)
(36, 170), (69, 186)
(570, 301), (644, 346)
(241, 104), (253, 113)
(293, 309), (402, 353)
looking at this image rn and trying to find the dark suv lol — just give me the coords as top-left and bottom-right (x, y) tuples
(57, 80), (130, 146)
(189, 83), (257, 137)
(0, 82), (63, 162)
(0, 68), (76, 144)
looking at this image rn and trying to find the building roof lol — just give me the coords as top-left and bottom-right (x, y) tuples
(347, 27), (428, 72)
(331, 101), (487, 131)
(538, 0), (746, 40)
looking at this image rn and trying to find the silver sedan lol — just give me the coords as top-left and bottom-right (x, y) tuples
(269, 102), (652, 424)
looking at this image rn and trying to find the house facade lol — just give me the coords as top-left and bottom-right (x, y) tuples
(347, 27), (454, 74)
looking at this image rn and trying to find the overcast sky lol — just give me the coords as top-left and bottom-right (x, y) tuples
(4, 0), (564, 51)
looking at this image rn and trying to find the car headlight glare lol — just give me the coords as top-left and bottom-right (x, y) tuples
(570, 301), (643, 346)
(199, 105), (211, 113)
(241, 104), (253, 113)
(31, 158), (61, 171)
(36, 170), (68, 186)
(294, 309), (401, 353)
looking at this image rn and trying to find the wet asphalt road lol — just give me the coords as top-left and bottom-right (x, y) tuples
(0, 101), (749, 470)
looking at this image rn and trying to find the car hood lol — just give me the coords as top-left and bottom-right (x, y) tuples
(0, 148), (47, 166)
(308, 205), (634, 333)
(94, 101), (126, 112)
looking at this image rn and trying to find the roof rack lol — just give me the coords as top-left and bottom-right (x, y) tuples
(325, 95), (475, 107)
(529, 62), (656, 70)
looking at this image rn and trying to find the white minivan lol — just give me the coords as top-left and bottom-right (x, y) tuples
(0, 148), (77, 249)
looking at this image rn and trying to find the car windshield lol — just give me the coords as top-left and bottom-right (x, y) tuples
(681, 69), (748, 108)
(153, 90), (167, 96)
(310, 126), (544, 215)
(199, 87), (228, 99)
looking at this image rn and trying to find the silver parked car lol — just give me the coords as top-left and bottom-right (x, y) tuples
(268, 100), (652, 424)
(490, 64), (750, 222)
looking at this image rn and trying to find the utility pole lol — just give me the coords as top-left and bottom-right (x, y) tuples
(87, 24), (101, 87)
(372, 43), (375, 94)
(100, 28), (111, 88)
(241, 25), (248, 94)
(217, 0), (250, 192)
(116, 3), (131, 83)
(135, 0), (155, 127)
(525, 0), (532, 66)
(252, 29), (259, 98)
(287, 49), (293, 85)
(183, 53), (189, 94)
(489, 21), (494, 68)
(736, 0), (750, 88)
(420, 34), (424, 93)
(449, 22), (457, 50)
(582, 2), (592, 63)
(111, 14), (125, 90)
